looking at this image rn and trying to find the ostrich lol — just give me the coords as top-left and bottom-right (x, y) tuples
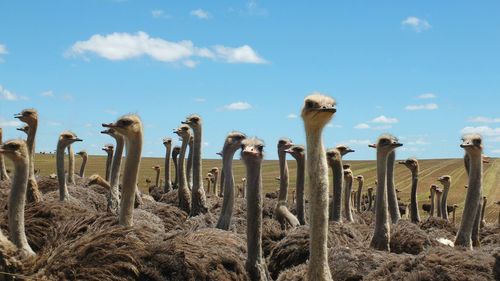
(241, 138), (271, 280)
(56, 131), (83, 201)
(496, 201), (500, 226)
(211, 167), (219, 196)
(370, 135), (402, 251)
(16, 125), (29, 135)
(76, 150), (88, 177)
(355, 175), (364, 213)
(429, 185), (438, 217)
(286, 144), (307, 225)
(386, 151), (401, 223)
(438, 175), (451, 221)
(301, 93), (336, 280)
(152, 165), (161, 188)
(102, 144), (114, 182)
(367, 187), (373, 212)
(241, 177), (247, 198)
(343, 167), (354, 222)
(326, 148), (343, 222)
(0, 128), (9, 181)
(103, 115), (143, 227)
(452, 204), (458, 225)
(172, 146), (180, 189)
(67, 145), (77, 185)
(480, 196), (487, 228)
(187, 135), (194, 190)
(162, 138), (172, 192)
(205, 173), (212, 194)
(455, 134), (483, 249)
(0, 139), (36, 257)
(398, 158), (421, 223)
(174, 124), (192, 214)
(275, 138), (300, 229)
(435, 187), (443, 218)
(14, 109), (42, 203)
(216, 131), (246, 230)
(101, 128), (124, 214)
(182, 114), (208, 216)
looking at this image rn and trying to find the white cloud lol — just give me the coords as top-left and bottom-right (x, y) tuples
(407, 137), (430, 145)
(287, 113), (297, 119)
(194, 98), (206, 102)
(461, 126), (500, 137)
(66, 31), (267, 66)
(190, 9), (211, 19)
(0, 118), (22, 127)
(183, 60), (198, 68)
(0, 43), (7, 62)
(245, 0), (268, 16)
(62, 94), (74, 101)
(151, 9), (169, 19)
(491, 149), (500, 154)
(468, 116), (500, 123)
(402, 16), (431, 32)
(371, 115), (399, 124)
(84, 123), (93, 128)
(418, 93), (436, 99)
(0, 85), (27, 101)
(222, 101), (252, 111)
(41, 90), (54, 97)
(354, 123), (370, 129)
(405, 103), (438, 111)
(344, 139), (371, 146)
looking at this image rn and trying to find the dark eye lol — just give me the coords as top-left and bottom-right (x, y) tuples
(380, 139), (390, 145)
(241, 144), (245, 150)
(305, 100), (316, 108)
(192, 117), (199, 122)
(473, 139), (481, 146)
(257, 145), (264, 151)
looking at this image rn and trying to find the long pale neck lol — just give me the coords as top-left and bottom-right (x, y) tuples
(120, 134), (142, 227)
(179, 138), (188, 191)
(305, 127), (332, 281)
(187, 140), (194, 188)
(190, 127), (206, 215)
(79, 154), (87, 177)
(67, 145), (75, 184)
(430, 189), (435, 216)
(56, 142), (70, 201)
(436, 193), (442, 217)
(9, 157), (35, 257)
(386, 151), (400, 223)
(441, 182), (450, 220)
(245, 158), (267, 280)
(330, 157), (343, 222)
(278, 151), (289, 202)
(356, 180), (363, 212)
(26, 120), (37, 179)
(368, 189), (373, 211)
(110, 136), (124, 188)
(410, 170), (420, 223)
(371, 150), (390, 251)
(343, 174), (353, 221)
(216, 148), (237, 230)
(164, 145), (172, 192)
(172, 154), (179, 185)
(105, 150), (113, 182)
(296, 157), (306, 225)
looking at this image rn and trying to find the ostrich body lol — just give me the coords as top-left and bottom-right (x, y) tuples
(286, 145), (307, 225)
(241, 138), (271, 280)
(172, 146), (180, 189)
(0, 139), (36, 257)
(343, 167), (354, 222)
(455, 134), (483, 249)
(101, 128), (124, 214)
(326, 148), (343, 222)
(438, 175), (451, 221)
(186, 135), (194, 190)
(56, 132), (83, 201)
(216, 132), (246, 230)
(302, 93), (336, 281)
(163, 138), (172, 192)
(399, 158), (421, 223)
(102, 144), (114, 182)
(153, 165), (161, 187)
(0, 128), (9, 181)
(76, 150), (88, 177)
(183, 114), (208, 216)
(355, 175), (364, 213)
(174, 125), (192, 214)
(386, 151), (401, 224)
(370, 135), (402, 251)
(14, 109), (42, 202)
(275, 138), (299, 229)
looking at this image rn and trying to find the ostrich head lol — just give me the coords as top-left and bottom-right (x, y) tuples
(285, 145), (305, 160)
(325, 148), (341, 167)
(398, 158), (418, 173)
(278, 138), (293, 152)
(14, 108), (38, 125)
(102, 114), (143, 139)
(336, 144), (355, 156)
(0, 139), (29, 162)
(301, 93), (336, 130)
(59, 131), (83, 147)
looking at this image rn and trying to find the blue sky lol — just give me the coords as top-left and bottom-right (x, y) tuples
(1, 0), (499, 160)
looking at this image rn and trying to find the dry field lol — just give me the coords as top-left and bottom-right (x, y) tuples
(7, 154), (499, 222)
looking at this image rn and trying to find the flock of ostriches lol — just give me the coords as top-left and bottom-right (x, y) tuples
(0, 93), (498, 281)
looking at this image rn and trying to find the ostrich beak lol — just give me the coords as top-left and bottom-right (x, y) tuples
(392, 142), (403, 147)
(14, 113), (22, 119)
(368, 144), (376, 148)
(347, 149), (355, 153)
(102, 123), (116, 128)
(181, 121), (188, 124)
(74, 138), (83, 142)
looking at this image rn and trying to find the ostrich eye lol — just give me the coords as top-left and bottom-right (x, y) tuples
(119, 119), (133, 126)
(257, 145), (264, 151)
(473, 139), (481, 146)
(305, 100), (316, 108)
(380, 139), (390, 145)
(241, 144), (246, 150)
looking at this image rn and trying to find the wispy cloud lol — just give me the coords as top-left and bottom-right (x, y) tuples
(190, 9), (211, 19)
(245, 0), (268, 16)
(287, 113), (297, 119)
(492, 149), (500, 154)
(194, 98), (206, 103)
(0, 43), (7, 62)
(343, 139), (371, 146)
(0, 85), (27, 101)
(405, 103), (438, 111)
(62, 93), (74, 101)
(418, 93), (436, 99)
(151, 9), (169, 19)
(66, 31), (267, 67)
(105, 109), (118, 115)
(354, 123), (370, 129)
(371, 115), (399, 124)
(468, 116), (500, 123)
(461, 126), (500, 137)
(40, 90), (54, 97)
(0, 117), (22, 127)
(221, 101), (252, 111)
(402, 16), (431, 32)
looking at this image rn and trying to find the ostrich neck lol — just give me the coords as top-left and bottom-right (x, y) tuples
(26, 121), (37, 182)
(368, 188), (373, 210)
(371, 149), (390, 251)
(187, 140), (194, 188)
(295, 157), (306, 225)
(305, 126), (332, 281)
(456, 152), (482, 249)
(105, 150), (113, 182)
(79, 154), (87, 177)
(356, 180), (363, 212)
(441, 182), (450, 220)
(278, 150), (289, 202)
(67, 145), (75, 184)
(110, 136), (124, 188)
(343, 174), (353, 221)
(172, 154), (179, 185)
(178, 137), (189, 192)
(436, 193), (442, 217)
(190, 127), (206, 215)
(216, 148), (237, 230)
(386, 151), (400, 223)
(330, 157), (343, 222)
(164, 145), (172, 192)
(9, 158), (35, 256)
(56, 142), (70, 201)
(430, 190), (435, 216)
(410, 170), (420, 222)
(120, 134), (142, 227)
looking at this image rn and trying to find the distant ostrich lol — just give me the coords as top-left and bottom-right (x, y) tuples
(455, 134), (483, 249)
(301, 93), (336, 280)
(101, 128), (124, 213)
(102, 144), (114, 182)
(76, 150), (88, 177)
(67, 145), (76, 185)
(172, 146), (180, 189)
(216, 132), (246, 230)
(0, 128), (10, 181)
(183, 114), (208, 216)
(241, 138), (271, 280)
(480, 196), (487, 228)
(162, 138), (172, 192)
(398, 158), (421, 223)
(496, 201), (500, 226)
(429, 185), (438, 217)
(210, 167), (219, 196)
(343, 167), (354, 222)
(326, 148), (343, 222)
(367, 187), (373, 212)
(174, 124), (192, 214)
(56, 131), (83, 201)
(205, 173), (212, 194)
(370, 135), (402, 251)
(286, 144), (307, 225)
(435, 187), (443, 218)
(16, 125), (29, 135)
(14, 109), (42, 202)
(275, 138), (300, 229)
(438, 175), (451, 221)
(355, 176), (363, 213)
(0, 139), (36, 257)
(186, 135), (194, 190)
(152, 165), (161, 188)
